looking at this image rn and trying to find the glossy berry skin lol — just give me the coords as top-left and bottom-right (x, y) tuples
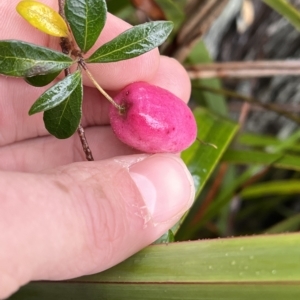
(109, 82), (197, 153)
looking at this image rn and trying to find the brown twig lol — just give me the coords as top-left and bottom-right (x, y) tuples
(229, 102), (300, 113)
(58, 0), (65, 16)
(186, 60), (300, 79)
(77, 125), (94, 161)
(166, 0), (229, 62)
(130, 0), (166, 20)
(195, 84), (300, 125)
(191, 163), (228, 226)
(58, 0), (94, 161)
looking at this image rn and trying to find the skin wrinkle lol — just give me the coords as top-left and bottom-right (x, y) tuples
(115, 167), (153, 229)
(36, 136), (50, 169)
(106, 173), (131, 244)
(0, 126), (139, 172)
(53, 179), (70, 193)
(83, 183), (116, 266)
(0, 176), (37, 286)
(60, 162), (138, 269)
(34, 169), (95, 278)
(0, 78), (9, 144)
(71, 130), (85, 162)
(1, 172), (62, 281)
(71, 158), (151, 263)
(68, 177), (108, 274)
(81, 86), (111, 126)
(0, 80), (117, 148)
(11, 83), (33, 133)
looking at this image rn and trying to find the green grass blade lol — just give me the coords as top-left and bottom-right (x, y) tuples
(188, 41), (228, 116)
(11, 234), (300, 299)
(222, 149), (300, 171)
(182, 108), (238, 197)
(154, 0), (185, 32)
(266, 214), (300, 234)
(176, 108), (238, 237)
(106, 0), (130, 14)
(11, 282), (300, 300)
(238, 132), (300, 153)
(177, 165), (263, 238)
(241, 180), (300, 199)
(263, 0), (300, 31)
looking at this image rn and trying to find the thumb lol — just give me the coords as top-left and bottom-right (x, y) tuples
(0, 154), (194, 298)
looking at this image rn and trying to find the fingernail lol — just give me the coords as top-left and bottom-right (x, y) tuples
(129, 154), (195, 223)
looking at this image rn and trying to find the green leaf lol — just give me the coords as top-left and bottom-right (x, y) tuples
(177, 165), (263, 239)
(65, 0), (107, 53)
(266, 214), (300, 234)
(268, 130), (300, 154)
(182, 108), (238, 198)
(154, 0), (185, 32)
(10, 282), (300, 300)
(43, 76), (83, 139)
(263, 0), (300, 31)
(175, 108), (238, 238)
(106, 0), (130, 15)
(86, 21), (173, 63)
(188, 41), (228, 116)
(28, 71), (81, 115)
(11, 234), (300, 299)
(238, 132), (300, 152)
(0, 40), (73, 77)
(153, 230), (175, 245)
(222, 149), (300, 171)
(25, 71), (61, 87)
(241, 180), (300, 199)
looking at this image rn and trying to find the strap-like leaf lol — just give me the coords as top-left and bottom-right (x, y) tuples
(86, 21), (173, 63)
(263, 0), (300, 31)
(28, 71), (81, 115)
(11, 234), (300, 299)
(65, 0), (107, 53)
(0, 40), (73, 77)
(44, 76), (83, 139)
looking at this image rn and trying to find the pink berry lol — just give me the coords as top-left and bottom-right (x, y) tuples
(109, 82), (197, 153)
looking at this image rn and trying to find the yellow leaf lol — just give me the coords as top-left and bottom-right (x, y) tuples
(16, 0), (69, 37)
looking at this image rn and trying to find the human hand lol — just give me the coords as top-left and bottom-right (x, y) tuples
(0, 1), (194, 298)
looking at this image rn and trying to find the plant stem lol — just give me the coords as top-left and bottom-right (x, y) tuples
(195, 84), (300, 126)
(186, 60), (300, 79)
(196, 137), (218, 149)
(77, 125), (94, 161)
(58, 0), (94, 161)
(58, 0), (66, 18)
(78, 59), (123, 111)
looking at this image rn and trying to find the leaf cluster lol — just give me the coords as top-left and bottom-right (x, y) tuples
(0, 0), (173, 138)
